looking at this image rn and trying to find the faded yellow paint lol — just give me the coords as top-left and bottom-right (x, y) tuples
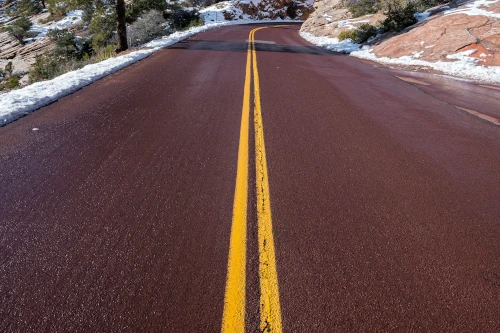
(251, 27), (283, 333)
(220, 27), (253, 333)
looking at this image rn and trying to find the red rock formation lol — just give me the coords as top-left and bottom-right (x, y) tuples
(372, 13), (500, 66)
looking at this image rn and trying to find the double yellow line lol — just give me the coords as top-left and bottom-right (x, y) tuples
(221, 27), (283, 333)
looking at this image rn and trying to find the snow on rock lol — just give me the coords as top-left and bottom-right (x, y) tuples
(444, 0), (500, 19)
(446, 49), (478, 59)
(351, 48), (500, 83)
(0, 10), (84, 83)
(0, 0), (15, 24)
(200, 1), (243, 22)
(370, 9), (500, 65)
(337, 18), (371, 29)
(300, 31), (500, 83)
(412, 50), (424, 58)
(201, 0), (313, 22)
(0, 13), (12, 25)
(300, 0), (500, 82)
(300, 31), (361, 53)
(301, 0), (500, 74)
(415, 9), (432, 22)
(29, 10), (84, 40)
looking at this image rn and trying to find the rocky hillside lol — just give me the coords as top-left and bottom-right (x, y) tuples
(372, 1), (500, 66)
(0, 11), (58, 84)
(301, 0), (500, 68)
(232, 0), (314, 20)
(300, 0), (385, 37)
(0, 4), (86, 86)
(201, 0), (314, 22)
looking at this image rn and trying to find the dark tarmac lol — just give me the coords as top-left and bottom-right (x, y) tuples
(1, 24), (499, 332)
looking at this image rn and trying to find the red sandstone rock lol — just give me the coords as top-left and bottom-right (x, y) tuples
(372, 13), (500, 66)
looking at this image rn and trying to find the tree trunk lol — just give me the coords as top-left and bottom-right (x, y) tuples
(116, 0), (128, 53)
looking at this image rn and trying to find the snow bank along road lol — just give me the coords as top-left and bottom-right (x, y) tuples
(1, 24), (500, 332)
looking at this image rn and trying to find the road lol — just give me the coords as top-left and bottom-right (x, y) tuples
(1, 24), (499, 332)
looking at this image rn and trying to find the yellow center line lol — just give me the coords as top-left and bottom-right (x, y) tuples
(221, 27), (253, 333)
(251, 27), (283, 333)
(221, 26), (283, 333)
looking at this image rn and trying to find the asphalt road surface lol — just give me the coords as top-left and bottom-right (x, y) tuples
(1, 24), (499, 332)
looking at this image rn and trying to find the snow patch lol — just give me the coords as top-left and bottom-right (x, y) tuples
(200, 0), (310, 22)
(0, 14), (12, 24)
(444, 0), (500, 19)
(323, 13), (333, 22)
(337, 18), (370, 30)
(300, 31), (361, 53)
(200, 1), (238, 23)
(446, 49), (478, 60)
(29, 10), (84, 40)
(352, 48), (500, 83)
(300, 32), (500, 83)
(414, 10), (431, 22)
(0, 48), (155, 125)
(412, 50), (424, 58)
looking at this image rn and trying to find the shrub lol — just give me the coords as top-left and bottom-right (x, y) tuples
(81, 5), (94, 24)
(127, 10), (167, 46)
(6, 17), (33, 44)
(92, 44), (117, 62)
(28, 45), (117, 84)
(166, 5), (200, 30)
(187, 17), (204, 29)
(89, 8), (116, 49)
(338, 24), (378, 43)
(347, 0), (380, 18)
(44, 0), (68, 20)
(356, 23), (378, 42)
(47, 28), (92, 59)
(29, 54), (61, 83)
(5, 75), (19, 88)
(338, 29), (358, 42)
(0, 75), (20, 90)
(47, 29), (76, 53)
(382, 0), (418, 31)
(75, 37), (93, 58)
(126, 0), (168, 23)
(4, 62), (13, 77)
(16, 0), (43, 16)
